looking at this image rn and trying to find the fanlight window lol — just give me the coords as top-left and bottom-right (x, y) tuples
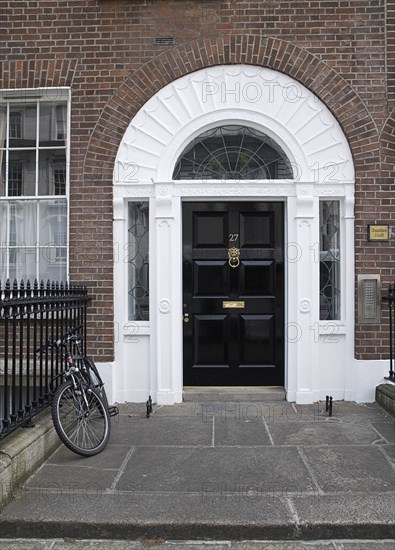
(173, 125), (293, 180)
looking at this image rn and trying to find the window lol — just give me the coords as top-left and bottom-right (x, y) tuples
(0, 89), (69, 284)
(173, 125), (293, 180)
(56, 105), (66, 141)
(319, 200), (340, 320)
(128, 202), (149, 321)
(9, 111), (22, 139)
(53, 163), (66, 195)
(8, 162), (23, 196)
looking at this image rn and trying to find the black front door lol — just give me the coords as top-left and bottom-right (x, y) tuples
(182, 201), (284, 387)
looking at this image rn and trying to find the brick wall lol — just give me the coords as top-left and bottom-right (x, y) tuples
(1, 0), (393, 361)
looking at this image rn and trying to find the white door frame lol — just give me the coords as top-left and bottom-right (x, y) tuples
(112, 65), (355, 405)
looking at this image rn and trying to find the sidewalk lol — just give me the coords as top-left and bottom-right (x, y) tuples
(0, 400), (394, 541)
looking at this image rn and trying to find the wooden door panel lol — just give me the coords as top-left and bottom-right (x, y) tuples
(240, 211), (275, 248)
(183, 201), (284, 387)
(239, 314), (275, 366)
(193, 315), (229, 366)
(193, 212), (228, 248)
(239, 260), (275, 296)
(193, 260), (229, 297)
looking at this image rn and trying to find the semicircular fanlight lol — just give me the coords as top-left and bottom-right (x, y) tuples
(172, 125), (293, 180)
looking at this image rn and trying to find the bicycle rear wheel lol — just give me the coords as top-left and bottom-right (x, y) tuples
(82, 357), (109, 410)
(52, 381), (111, 457)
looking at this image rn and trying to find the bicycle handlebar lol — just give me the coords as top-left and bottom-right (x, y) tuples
(35, 324), (84, 354)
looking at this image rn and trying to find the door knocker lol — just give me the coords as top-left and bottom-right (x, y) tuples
(228, 247), (240, 269)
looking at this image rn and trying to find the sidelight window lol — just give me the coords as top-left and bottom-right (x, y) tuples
(128, 201), (149, 321)
(319, 200), (341, 320)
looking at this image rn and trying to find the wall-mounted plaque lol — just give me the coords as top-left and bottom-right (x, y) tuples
(368, 225), (389, 241)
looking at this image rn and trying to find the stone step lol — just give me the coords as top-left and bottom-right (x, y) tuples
(376, 383), (395, 416)
(183, 387), (286, 402)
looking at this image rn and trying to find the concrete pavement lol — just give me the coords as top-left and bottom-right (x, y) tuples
(0, 400), (394, 542)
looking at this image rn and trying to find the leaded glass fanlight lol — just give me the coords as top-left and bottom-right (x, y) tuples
(173, 125), (293, 180)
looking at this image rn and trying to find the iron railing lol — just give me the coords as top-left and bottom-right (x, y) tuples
(0, 279), (89, 439)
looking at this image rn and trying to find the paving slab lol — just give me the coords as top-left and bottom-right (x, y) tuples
(291, 493), (395, 539)
(0, 543), (48, 550)
(301, 446), (394, 493)
(371, 422), (395, 444)
(108, 416), (213, 446)
(213, 418), (271, 446)
(267, 422), (382, 446)
(231, 544), (335, 550)
(340, 543), (395, 549)
(25, 463), (119, 491)
(380, 444), (395, 463)
(118, 446), (316, 493)
(46, 443), (131, 469)
(0, 492), (295, 540)
(112, 416), (213, 446)
(50, 543), (143, 550)
(152, 403), (202, 417)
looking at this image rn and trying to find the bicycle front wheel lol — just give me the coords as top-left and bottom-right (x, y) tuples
(52, 381), (111, 457)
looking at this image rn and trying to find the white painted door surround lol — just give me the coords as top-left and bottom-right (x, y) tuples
(112, 64), (356, 405)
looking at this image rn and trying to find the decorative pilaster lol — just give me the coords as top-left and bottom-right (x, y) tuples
(295, 184), (319, 403)
(113, 197), (126, 400)
(154, 184), (182, 404)
(344, 185), (356, 400)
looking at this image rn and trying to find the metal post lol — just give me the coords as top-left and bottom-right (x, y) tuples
(388, 284), (394, 380)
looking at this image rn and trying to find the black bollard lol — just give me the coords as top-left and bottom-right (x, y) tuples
(146, 395), (153, 418)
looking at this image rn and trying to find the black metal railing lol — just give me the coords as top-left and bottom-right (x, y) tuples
(385, 283), (395, 382)
(0, 279), (89, 440)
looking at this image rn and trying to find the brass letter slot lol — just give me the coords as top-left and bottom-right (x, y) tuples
(223, 301), (245, 309)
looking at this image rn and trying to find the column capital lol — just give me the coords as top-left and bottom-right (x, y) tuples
(155, 184), (174, 218)
(113, 197), (125, 221)
(295, 184), (315, 219)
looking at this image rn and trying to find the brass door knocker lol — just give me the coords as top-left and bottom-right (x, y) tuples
(228, 247), (240, 268)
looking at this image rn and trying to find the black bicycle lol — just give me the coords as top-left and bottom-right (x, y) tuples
(37, 328), (118, 457)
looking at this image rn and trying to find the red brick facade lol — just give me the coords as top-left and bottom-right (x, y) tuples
(1, 1), (393, 361)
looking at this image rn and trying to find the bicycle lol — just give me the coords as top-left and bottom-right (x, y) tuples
(37, 328), (118, 457)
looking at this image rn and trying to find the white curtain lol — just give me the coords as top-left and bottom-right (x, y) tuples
(12, 200), (37, 282)
(39, 199), (67, 282)
(0, 108), (8, 281)
(0, 107), (6, 195)
(0, 202), (7, 283)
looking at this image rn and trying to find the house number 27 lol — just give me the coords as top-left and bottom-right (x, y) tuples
(229, 234), (239, 242)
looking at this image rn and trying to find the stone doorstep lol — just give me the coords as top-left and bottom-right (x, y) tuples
(375, 384), (395, 417)
(0, 409), (61, 510)
(183, 388), (286, 402)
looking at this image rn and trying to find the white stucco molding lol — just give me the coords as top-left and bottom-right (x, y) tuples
(114, 65), (354, 186)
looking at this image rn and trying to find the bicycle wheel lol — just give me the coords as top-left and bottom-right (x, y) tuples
(82, 357), (109, 410)
(51, 381), (111, 457)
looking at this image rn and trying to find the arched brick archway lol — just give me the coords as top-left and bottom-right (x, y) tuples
(83, 34), (380, 179)
(380, 108), (395, 175)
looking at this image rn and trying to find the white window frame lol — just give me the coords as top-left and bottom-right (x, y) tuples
(0, 87), (71, 283)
